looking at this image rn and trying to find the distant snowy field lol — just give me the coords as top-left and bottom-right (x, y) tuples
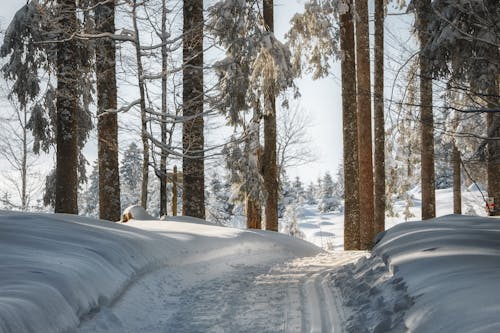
(0, 186), (497, 333)
(297, 187), (487, 250)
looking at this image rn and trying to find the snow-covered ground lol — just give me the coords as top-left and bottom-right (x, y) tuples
(1, 186), (497, 333)
(297, 187), (487, 250)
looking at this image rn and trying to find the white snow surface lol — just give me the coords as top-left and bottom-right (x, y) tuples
(1, 186), (497, 333)
(0, 210), (321, 333)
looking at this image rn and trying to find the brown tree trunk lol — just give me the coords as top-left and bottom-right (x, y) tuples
(160, 0), (168, 217)
(95, 0), (121, 221)
(246, 109), (262, 229)
(172, 165), (178, 216)
(340, 0), (361, 250)
(416, 0), (436, 220)
(262, 0), (279, 231)
(486, 82), (500, 216)
(453, 143), (461, 214)
(373, 0), (385, 236)
(132, 0), (149, 209)
(355, 0), (375, 249)
(246, 197), (262, 229)
(55, 0), (79, 214)
(182, 0), (205, 219)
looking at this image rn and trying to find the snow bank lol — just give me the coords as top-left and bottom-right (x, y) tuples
(0, 211), (320, 333)
(343, 214), (500, 333)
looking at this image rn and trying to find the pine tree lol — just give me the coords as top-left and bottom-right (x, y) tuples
(354, 0), (374, 249)
(120, 143), (142, 209)
(340, 0), (361, 250)
(415, 0), (436, 220)
(54, 0), (84, 214)
(262, 0), (279, 232)
(95, 0), (120, 221)
(82, 160), (99, 218)
(182, 0), (205, 219)
(373, 0), (385, 235)
(318, 172), (341, 213)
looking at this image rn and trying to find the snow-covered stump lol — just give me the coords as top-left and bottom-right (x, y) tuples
(121, 205), (155, 222)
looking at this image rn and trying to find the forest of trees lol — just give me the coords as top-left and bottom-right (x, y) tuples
(0, 0), (498, 250)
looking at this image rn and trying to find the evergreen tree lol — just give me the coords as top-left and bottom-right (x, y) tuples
(82, 161), (99, 218)
(414, 0), (436, 220)
(120, 143), (143, 210)
(373, 0), (386, 235)
(182, 0), (205, 219)
(355, 0), (375, 250)
(318, 172), (341, 213)
(95, 0), (120, 221)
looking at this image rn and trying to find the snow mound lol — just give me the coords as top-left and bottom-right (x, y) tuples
(121, 205), (155, 222)
(333, 255), (413, 333)
(0, 211), (320, 333)
(360, 214), (500, 333)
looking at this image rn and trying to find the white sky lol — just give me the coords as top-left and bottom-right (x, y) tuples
(0, 0), (414, 187)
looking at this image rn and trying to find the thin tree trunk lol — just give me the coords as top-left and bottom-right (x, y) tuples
(172, 165), (178, 216)
(55, 0), (79, 214)
(453, 143), (461, 214)
(373, 0), (385, 236)
(132, 0), (149, 209)
(21, 107), (27, 210)
(95, 0), (121, 221)
(340, 0), (360, 250)
(263, 0), (278, 232)
(160, 0), (168, 217)
(416, 0), (436, 220)
(354, 0), (375, 249)
(182, 0), (205, 218)
(486, 82), (499, 216)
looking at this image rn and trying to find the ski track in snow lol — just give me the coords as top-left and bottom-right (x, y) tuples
(78, 252), (367, 333)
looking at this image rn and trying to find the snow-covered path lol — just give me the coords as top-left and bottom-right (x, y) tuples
(78, 252), (366, 333)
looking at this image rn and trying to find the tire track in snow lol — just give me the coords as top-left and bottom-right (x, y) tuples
(78, 252), (367, 333)
(297, 252), (368, 333)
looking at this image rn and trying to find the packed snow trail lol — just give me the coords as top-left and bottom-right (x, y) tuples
(78, 252), (367, 333)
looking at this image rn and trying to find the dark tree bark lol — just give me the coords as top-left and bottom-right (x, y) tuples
(452, 143), (461, 214)
(55, 0), (79, 214)
(373, 0), (385, 236)
(262, 0), (279, 232)
(354, 0), (375, 249)
(95, 0), (120, 221)
(415, 0), (436, 220)
(340, 0), (360, 250)
(486, 83), (500, 216)
(160, 0), (168, 216)
(182, 0), (205, 219)
(172, 165), (178, 216)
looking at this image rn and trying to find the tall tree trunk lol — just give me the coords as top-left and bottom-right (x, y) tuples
(55, 0), (79, 214)
(95, 0), (121, 221)
(262, 0), (278, 232)
(340, 0), (360, 250)
(354, 0), (375, 249)
(132, 0), (149, 209)
(160, 0), (168, 216)
(486, 82), (500, 216)
(182, 0), (205, 218)
(373, 0), (385, 236)
(246, 108), (262, 229)
(416, 0), (436, 220)
(453, 143), (461, 214)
